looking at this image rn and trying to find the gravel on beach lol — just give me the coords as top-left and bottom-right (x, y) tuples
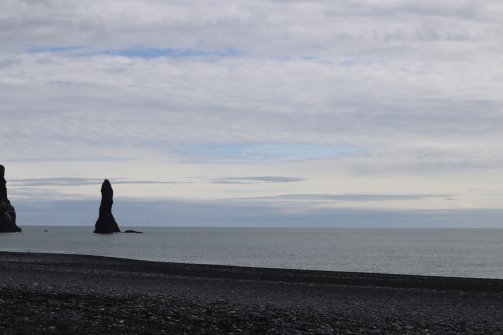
(1, 251), (503, 334)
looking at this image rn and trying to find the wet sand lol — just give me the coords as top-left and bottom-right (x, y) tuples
(1, 251), (502, 334)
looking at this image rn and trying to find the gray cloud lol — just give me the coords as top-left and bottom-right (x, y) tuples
(7, 187), (70, 200)
(1, 1), (501, 53)
(9, 178), (183, 187)
(212, 176), (304, 184)
(239, 193), (454, 202)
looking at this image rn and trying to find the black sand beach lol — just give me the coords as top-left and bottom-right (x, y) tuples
(1, 251), (503, 334)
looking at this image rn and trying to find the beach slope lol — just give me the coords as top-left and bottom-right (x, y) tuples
(1, 251), (502, 334)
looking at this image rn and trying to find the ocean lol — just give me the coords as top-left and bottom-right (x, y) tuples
(1, 226), (503, 279)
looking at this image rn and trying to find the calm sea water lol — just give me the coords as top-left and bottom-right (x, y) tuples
(1, 226), (503, 279)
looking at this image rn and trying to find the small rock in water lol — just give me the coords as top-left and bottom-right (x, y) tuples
(124, 229), (143, 234)
(124, 230), (143, 233)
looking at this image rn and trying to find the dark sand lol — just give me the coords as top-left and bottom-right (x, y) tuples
(1, 251), (503, 334)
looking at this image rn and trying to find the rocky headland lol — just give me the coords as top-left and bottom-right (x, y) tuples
(0, 165), (21, 233)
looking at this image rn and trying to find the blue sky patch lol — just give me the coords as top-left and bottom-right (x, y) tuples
(29, 46), (240, 59)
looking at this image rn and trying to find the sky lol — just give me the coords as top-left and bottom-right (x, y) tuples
(1, 0), (503, 227)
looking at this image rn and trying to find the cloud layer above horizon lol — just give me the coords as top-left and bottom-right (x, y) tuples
(1, 1), (503, 226)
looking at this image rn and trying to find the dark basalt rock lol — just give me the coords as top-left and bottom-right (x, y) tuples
(93, 179), (120, 234)
(124, 230), (143, 234)
(0, 165), (21, 233)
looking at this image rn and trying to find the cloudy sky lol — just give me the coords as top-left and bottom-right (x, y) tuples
(1, 0), (503, 227)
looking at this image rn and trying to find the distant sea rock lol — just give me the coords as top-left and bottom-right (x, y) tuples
(0, 165), (22, 233)
(93, 179), (121, 234)
(124, 230), (143, 234)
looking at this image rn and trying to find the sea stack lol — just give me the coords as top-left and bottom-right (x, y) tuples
(94, 179), (121, 234)
(0, 165), (21, 233)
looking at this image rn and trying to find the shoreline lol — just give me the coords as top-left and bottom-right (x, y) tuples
(2, 251), (503, 334)
(2, 251), (503, 292)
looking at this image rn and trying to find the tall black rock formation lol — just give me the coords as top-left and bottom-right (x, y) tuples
(93, 179), (121, 234)
(0, 165), (22, 233)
